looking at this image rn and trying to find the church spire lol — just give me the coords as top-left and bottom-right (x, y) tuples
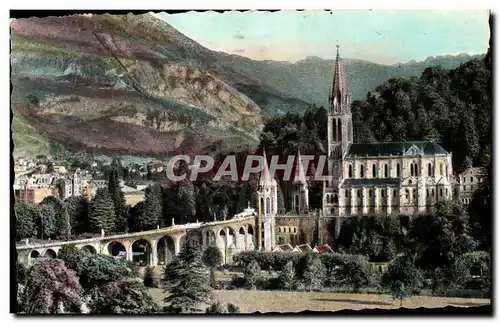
(259, 149), (272, 186)
(329, 41), (348, 109)
(293, 150), (308, 185)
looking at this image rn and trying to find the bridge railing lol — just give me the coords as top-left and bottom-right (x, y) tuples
(16, 214), (256, 250)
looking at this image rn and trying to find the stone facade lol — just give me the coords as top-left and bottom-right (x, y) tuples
(322, 45), (458, 219)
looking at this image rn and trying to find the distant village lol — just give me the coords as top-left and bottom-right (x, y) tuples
(13, 155), (174, 206)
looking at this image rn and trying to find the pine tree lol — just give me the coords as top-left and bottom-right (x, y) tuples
(15, 203), (38, 241)
(178, 180), (196, 223)
(41, 196), (71, 239)
(88, 188), (116, 234)
(65, 196), (89, 234)
(302, 256), (326, 292)
(38, 204), (57, 239)
(108, 159), (128, 232)
(278, 260), (296, 291)
(244, 260), (261, 290)
(163, 232), (212, 313)
(138, 184), (162, 231)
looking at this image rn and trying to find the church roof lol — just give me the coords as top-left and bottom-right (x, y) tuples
(346, 141), (449, 158)
(343, 178), (400, 187)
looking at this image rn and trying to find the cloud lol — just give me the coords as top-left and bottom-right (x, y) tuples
(232, 49), (246, 53)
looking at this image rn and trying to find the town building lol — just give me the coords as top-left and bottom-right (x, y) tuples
(458, 167), (486, 204)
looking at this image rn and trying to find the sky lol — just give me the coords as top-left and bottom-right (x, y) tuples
(159, 10), (490, 65)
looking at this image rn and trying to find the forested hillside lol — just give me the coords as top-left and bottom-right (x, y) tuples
(261, 52), (492, 175)
(259, 51), (491, 213)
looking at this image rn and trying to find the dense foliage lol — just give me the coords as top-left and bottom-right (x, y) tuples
(91, 278), (160, 314)
(19, 259), (84, 314)
(163, 232), (213, 313)
(382, 256), (423, 306)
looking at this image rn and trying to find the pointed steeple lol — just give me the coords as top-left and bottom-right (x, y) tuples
(259, 149), (272, 186)
(293, 150), (308, 185)
(329, 41), (348, 108)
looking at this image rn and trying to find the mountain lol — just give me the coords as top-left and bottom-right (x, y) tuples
(10, 13), (485, 158)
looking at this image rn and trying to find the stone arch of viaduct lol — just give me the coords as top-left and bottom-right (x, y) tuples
(17, 216), (256, 267)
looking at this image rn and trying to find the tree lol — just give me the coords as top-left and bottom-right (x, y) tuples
(19, 259), (84, 314)
(206, 301), (240, 314)
(202, 246), (223, 268)
(163, 232), (213, 313)
(382, 257), (423, 307)
(58, 244), (86, 270)
(76, 254), (134, 292)
(244, 260), (261, 290)
(380, 238), (397, 262)
(108, 159), (128, 232)
(40, 196), (71, 239)
(15, 203), (38, 241)
(65, 196), (89, 234)
(17, 262), (27, 285)
(302, 256), (326, 292)
(278, 260), (296, 291)
(343, 259), (370, 291)
(38, 204), (57, 239)
(88, 188), (116, 234)
(92, 278), (160, 314)
(138, 184), (162, 231)
(366, 231), (383, 260)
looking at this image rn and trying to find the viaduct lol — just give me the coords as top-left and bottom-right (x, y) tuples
(16, 207), (257, 267)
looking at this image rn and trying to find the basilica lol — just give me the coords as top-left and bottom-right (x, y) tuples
(255, 45), (481, 250)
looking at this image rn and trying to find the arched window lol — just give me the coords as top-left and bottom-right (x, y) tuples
(415, 163), (419, 176)
(396, 164), (401, 177)
(332, 119), (337, 141)
(384, 164), (388, 178)
(372, 164), (377, 178)
(348, 164), (353, 178)
(368, 190), (372, 197)
(439, 163), (444, 176)
(405, 189), (410, 200)
(333, 194), (338, 204)
(294, 195), (299, 213)
(360, 165), (364, 178)
(427, 163), (432, 177)
(381, 190), (385, 198)
(338, 119), (342, 141)
(440, 188), (443, 197)
(410, 163), (414, 176)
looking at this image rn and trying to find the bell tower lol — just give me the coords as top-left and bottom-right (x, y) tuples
(324, 42), (353, 217)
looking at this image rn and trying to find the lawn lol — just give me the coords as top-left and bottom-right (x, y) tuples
(148, 288), (490, 313)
